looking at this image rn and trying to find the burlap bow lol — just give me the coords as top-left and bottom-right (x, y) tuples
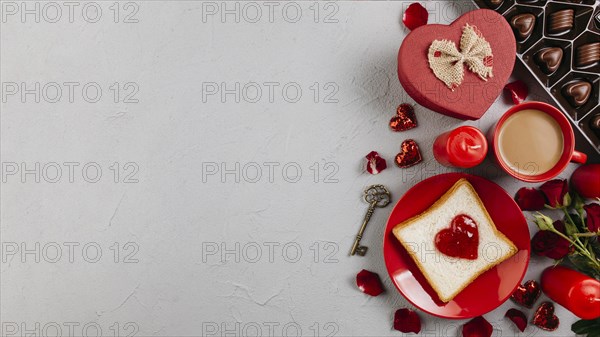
(428, 24), (493, 91)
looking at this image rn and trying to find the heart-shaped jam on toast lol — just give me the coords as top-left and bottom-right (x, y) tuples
(435, 214), (479, 260)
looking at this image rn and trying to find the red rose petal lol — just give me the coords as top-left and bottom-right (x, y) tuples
(395, 139), (422, 168)
(533, 302), (559, 331)
(393, 308), (421, 334)
(403, 3), (428, 30)
(390, 104), (417, 132)
(584, 203), (600, 232)
(365, 151), (387, 175)
(540, 179), (569, 208)
(504, 80), (529, 105)
(462, 316), (493, 337)
(356, 269), (384, 296)
(505, 308), (527, 332)
(511, 280), (541, 309)
(515, 187), (546, 211)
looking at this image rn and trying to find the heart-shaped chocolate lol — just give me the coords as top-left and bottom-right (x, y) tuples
(511, 280), (541, 308)
(533, 302), (560, 331)
(390, 104), (417, 132)
(398, 9), (516, 120)
(510, 13), (536, 41)
(394, 139), (422, 168)
(563, 81), (592, 107)
(485, 0), (503, 9)
(434, 214), (479, 260)
(535, 47), (563, 74)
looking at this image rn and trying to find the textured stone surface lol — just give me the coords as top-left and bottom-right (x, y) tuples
(1, 1), (598, 336)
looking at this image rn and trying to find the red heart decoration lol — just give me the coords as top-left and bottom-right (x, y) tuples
(434, 214), (479, 260)
(533, 302), (560, 331)
(394, 139), (422, 168)
(511, 280), (541, 308)
(398, 9), (516, 120)
(390, 104), (417, 132)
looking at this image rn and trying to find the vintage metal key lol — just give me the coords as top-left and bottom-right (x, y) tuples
(350, 185), (391, 256)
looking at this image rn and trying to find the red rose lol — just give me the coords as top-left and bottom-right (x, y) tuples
(584, 204), (600, 233)
(531, 221), (571, 260)
(515, 187), (546, 211)
(540, 179), (569, 208)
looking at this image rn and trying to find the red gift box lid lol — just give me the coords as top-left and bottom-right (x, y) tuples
(398, 9), (516, 120)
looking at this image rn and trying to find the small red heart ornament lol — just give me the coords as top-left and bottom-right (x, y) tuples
(533, 302), (560, 331)
(390, 104), (417, 132)
(434, 214), (479, 260)
(511, 280), (541, 308)
(398, 9), (516, 120)
(505, 308), (528, 332)
(395, 139), (422, 168)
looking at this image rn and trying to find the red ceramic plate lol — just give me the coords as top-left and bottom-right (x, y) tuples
(383, 173), (530, 319)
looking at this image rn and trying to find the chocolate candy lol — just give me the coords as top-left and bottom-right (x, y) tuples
(563, 81), (592, 107)
(591, 114), (600, 133)
(576, 42), (600, 67)
(549, 9), (574, 34)
(510, 13), (536, 40)
(535, 47), (563, 73)
(485, 0), (503, 8)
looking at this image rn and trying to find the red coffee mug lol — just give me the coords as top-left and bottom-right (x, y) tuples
(490, 101), (587, 182)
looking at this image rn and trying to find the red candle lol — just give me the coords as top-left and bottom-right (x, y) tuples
(433, 126), (488, 168)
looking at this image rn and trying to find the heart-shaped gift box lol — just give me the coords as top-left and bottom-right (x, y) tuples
(398, 9), (516, 120)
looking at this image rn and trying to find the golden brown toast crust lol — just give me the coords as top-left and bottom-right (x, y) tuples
(392, 178), (518, 302)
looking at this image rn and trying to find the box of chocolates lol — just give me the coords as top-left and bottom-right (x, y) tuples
(473, 0), (600, 153)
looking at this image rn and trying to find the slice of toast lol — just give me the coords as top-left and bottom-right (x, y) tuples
(393, 178), (517, 303)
